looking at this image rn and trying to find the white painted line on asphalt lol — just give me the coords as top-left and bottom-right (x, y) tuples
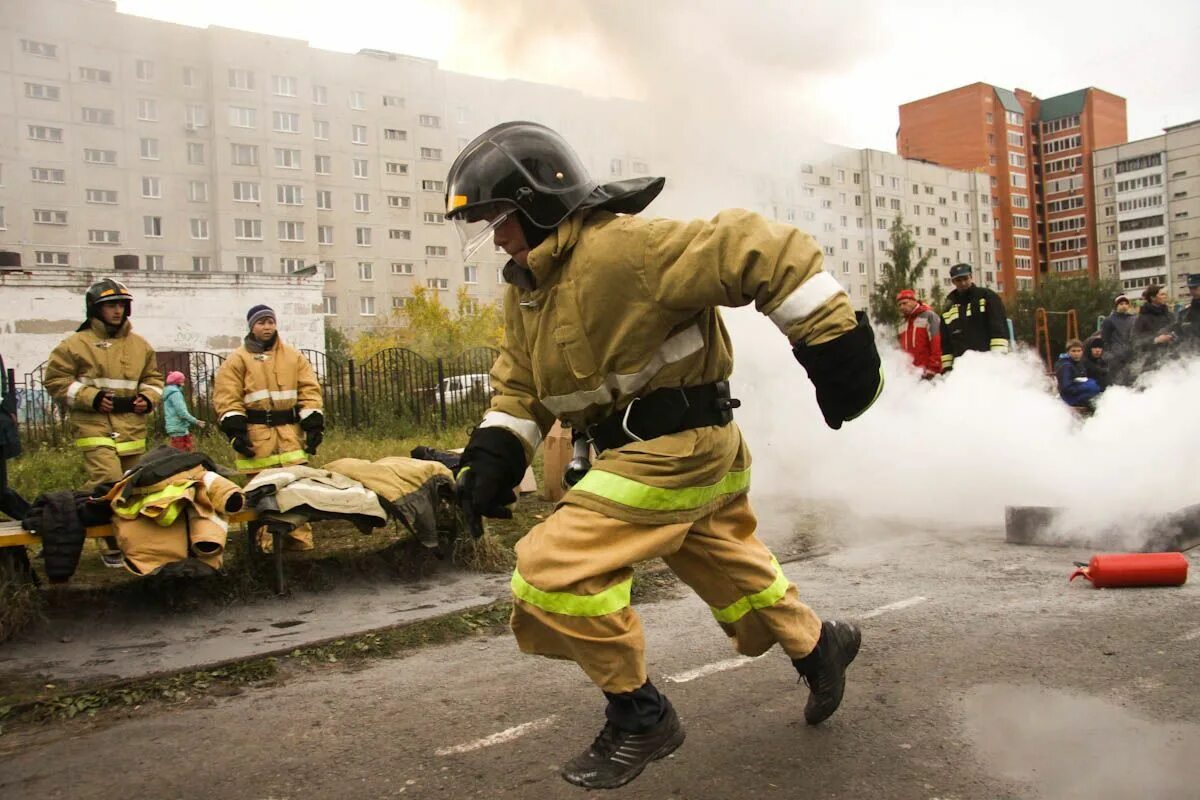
(861, 596), (928, 619)
(1176, 627), (1200, 642)
(435, 715), (559, 756)
(664, 655), (764, 684)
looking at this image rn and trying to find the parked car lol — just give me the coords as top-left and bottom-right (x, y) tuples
(439, 373), (493, 405)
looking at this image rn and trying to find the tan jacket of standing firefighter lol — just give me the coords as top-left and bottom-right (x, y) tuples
(43, 318), (163, 459)
(213, 335), (322, 472)
(482, 208), (856, 525)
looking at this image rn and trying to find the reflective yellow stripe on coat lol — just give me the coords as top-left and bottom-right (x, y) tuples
(236, 449), (308, 472)
(111, 482), (193, 527)
(511, 570), (633, 617)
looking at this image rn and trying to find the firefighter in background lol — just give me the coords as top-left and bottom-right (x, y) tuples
(940, 263), (1010, 371)
(44, 279), (163, 490)
(214, 305), (323, 551)
(895, 288), (942, 379)
(446, 121), (882, 790)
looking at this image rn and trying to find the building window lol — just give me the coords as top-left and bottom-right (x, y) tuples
(386, 162), (409, 175)
(391, 262), (413, 275)
(357, 261), (374, 281)
(313, 119), (330, 140)
(35, 251), (70, 266)
(21, 39), (58, 58)
(314, 154), (331, 174)
(426, 277), (449, 290)
(1042, 135), (1082, 155)
(29, 125), (64, 142)
(88, 229), (121, 245)
(33, 209), (68, 225)
(384, 128), (407, 141)
(229, 106), (257, 128)
(142, 255), (164, 272)
(181, 66), (198, 88)
(25, 82), (61, 101)
(79, 66), (111, 83)
(137, 98), (158, 121)
(383, 95), (404, 108)
(31, 167), (66, 183)
(1005, 110), (1023, 126)
(188, 180), (208, 202)
(232, 181), (260, 202)
(272, 75), (298, 97)
(139, 138), (159, 160)
(1013, 235), (1032, 250)
(321, 261), (335, 279)
(323, 296), (337, 315)
(318, 225), (333, 245)
(1011, 194), (1029, 209)
(356, 227), (372, 246)
(143, 216), (163, 237)
(351, 124), (368, 145)
(231, 144), (258, 166)
(312, 85), (328, 105)
(353, 192), (370, 213)
(388, 194), (411, 209)
(190, 218), (209, 239)
(359, 296), (376, 316)
(237, 256), (263, 274)
(463, 265), (478, 284)
(421, 179), (444, 192)
(420, 147), (443, 160)
(273, 111), (301, 134)
(281, 258), (305, 273)
(81, 107), (115, 125)
(228, 69), (255, 91)
(140, 176), (161, 198)
(423, 212), (445, 225)
(234, 219), (262, 240)
(275, 148), (301, 169)
(389, 228), (412, 240)
(425, 245), (447, 258)
(185, 104), (208, 128)
(419, 114), (441, 128)
(353, 158), (369, 179)
(192, 256), (212, 273)
(317, 189), (332, 210)
(85, 148), (118, 165)
(86, 188), (118, 204)
(276, 184), (303, 205)
(278, 221), (305, 241)
(349, 91), (367, 110)
(1011, 173), (1027, 188)
(1115, 153), (1163, 174)
(134, 59), (155, 81)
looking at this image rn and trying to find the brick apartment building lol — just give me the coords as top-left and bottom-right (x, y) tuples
(897, 82), (1126, 295)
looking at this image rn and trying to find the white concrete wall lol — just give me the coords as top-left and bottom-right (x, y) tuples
(0, 268), (325, 377)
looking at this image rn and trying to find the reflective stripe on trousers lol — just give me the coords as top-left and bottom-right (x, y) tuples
(75, 436), (146, 454)
(236, 449), (308, 472)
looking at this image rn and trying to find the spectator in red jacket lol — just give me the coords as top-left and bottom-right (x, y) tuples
(896, 289), (943, 379)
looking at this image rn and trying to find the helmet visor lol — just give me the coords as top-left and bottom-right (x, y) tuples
(453, 206), (513, 261)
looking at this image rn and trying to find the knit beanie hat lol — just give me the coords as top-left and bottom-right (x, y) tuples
(166, 371), (186, 386)
(247, 304), (276, 328)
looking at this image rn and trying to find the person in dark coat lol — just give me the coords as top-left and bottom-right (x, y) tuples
(1083, 335), (1109, 389)
(1056, 338), (1103, 409)
(1100, 294), (1135, 385)
(940, 263), (1009, 371)
(1173, 274), (1200, 356)
(1131, 284), (1177, 375)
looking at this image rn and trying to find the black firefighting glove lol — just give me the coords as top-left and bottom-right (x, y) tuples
(456, 426), (527, 538)
(92, 391), (113, 411)
(219, 414), (255, 458)
(300, 411), (324, 456)
(792, 312), (884, 430)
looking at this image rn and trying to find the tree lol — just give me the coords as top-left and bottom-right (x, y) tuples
(1010, 274), (1123, 359)
(868, 214), (933, 328)
(323, 318), (351, 363)
(350, 285), (504, 361)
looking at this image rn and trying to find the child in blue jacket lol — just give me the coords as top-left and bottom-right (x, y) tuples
(1056, 338), (1103, 410)
(163, 371), (205, 451)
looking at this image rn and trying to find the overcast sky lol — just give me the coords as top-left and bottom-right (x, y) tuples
(120, 0), (1198, 152)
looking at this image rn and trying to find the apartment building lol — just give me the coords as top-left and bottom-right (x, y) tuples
(756, 146), (992, 309)
(897, 83), (1126, 295)
(0, 0), (658, 337)
(1093, 120), (1200, 300)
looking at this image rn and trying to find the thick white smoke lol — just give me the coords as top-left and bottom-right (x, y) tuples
(725, 306), (1200, 545)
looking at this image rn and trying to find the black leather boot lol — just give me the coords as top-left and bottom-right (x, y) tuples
(792, 619), (862, 725)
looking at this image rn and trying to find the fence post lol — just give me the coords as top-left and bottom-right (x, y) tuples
(436, 358), (447, 429)
(348, 358), (359, 429)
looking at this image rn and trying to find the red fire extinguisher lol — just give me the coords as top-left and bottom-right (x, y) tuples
(1069, 553), (1189, 588)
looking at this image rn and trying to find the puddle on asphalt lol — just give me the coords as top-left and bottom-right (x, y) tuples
(961, 684), (1198, 799)
(269, 620), (305, 629)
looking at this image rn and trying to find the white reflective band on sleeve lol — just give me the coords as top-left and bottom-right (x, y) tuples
(244, 389), (299, 404)
(202, 471), (220, 490)
(479, 411), (544, 451)
(92, 377), (140, 390)
(220, 411), (246, 422)
(138, 384), (162, 397)
(767, 271), (846, 334)
(541, 325), (704, 416)
(66, 381), (87, 404)
(299, 407), (322, 420)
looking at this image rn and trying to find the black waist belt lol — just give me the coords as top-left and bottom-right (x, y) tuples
(110, 396), (136, 414)
(245, 407), (299, 427)
(586, 381), (741, 453)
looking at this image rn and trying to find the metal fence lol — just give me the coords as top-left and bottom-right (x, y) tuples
(8, 346), (500, 444)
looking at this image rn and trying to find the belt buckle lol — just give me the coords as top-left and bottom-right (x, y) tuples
(620, 397), (645, 443)
(262, 410), (273, 427)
